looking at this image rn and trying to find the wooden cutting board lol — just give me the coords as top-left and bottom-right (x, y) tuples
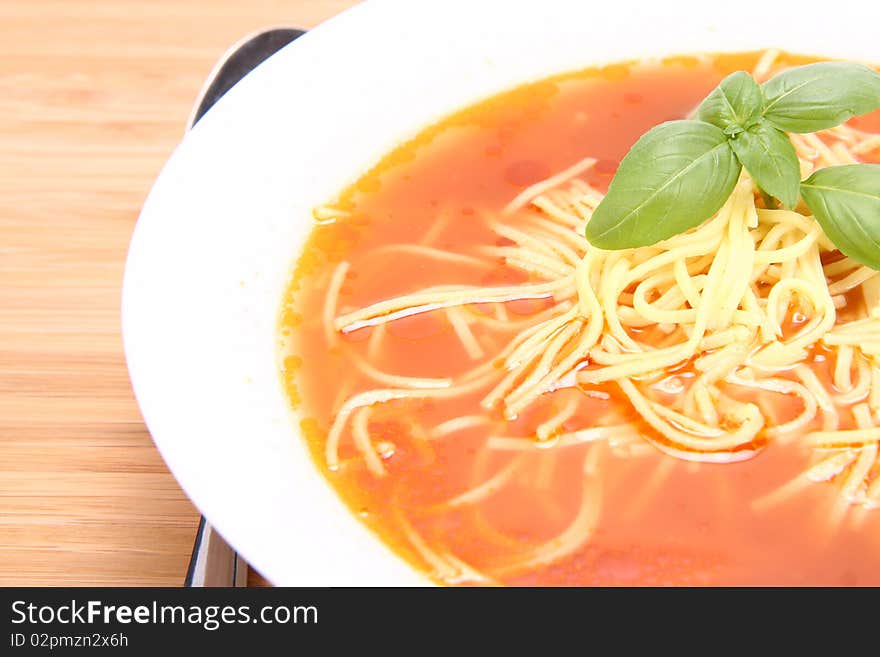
(0, 0), (357, 586)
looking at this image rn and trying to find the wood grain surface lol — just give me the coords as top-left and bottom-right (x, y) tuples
(0, 0), (358, 586)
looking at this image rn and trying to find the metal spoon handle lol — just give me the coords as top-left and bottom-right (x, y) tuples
(188, 27), (307, 130)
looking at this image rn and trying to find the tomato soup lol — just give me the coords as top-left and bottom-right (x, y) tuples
(280, 52), (880, 585)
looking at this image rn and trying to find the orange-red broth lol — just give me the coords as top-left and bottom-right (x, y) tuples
(281, 52), (880, 585)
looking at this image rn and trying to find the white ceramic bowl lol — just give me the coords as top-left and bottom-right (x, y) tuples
(123, 0), (880, 585)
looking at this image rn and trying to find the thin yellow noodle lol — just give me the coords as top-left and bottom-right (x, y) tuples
(752, 451), (858, 511)
(755, 222), (790, 252)
(582, 441), (604, 476)
(828, 266), (878, 296)
(527, 215), (590, 253)
(487, 425), (638, 451)
(507, 258), (557, 281)
(866, 472), (880, 506)
(482, 362), (534, 411)
(743, 286), (778, 343)
(312, 204), (351, 222)
(394, 507), (489, 585)
(580, 337), (699, 384)
(649, 401), (725, 436)
(853, 134), (880, 155)
(831, 353), (871, 405)
(447, 307), (485, 360)
(623, 458), (676, 521)
(825, 124), (862, 144)
(443, 455), (526, 507)
(871, 367), (880, 422)
(523, 226), (585, 267)
(806, 452), (860, 482)
(752, 225), (820, 264)
(331, 377), (355, 415)
(842, 443), (877, 504)
(351, 407), (386, 477)
(483, 246), (574, 277)
(796, 155), (815, 179)
(752, 48), (781, 81)
(831, 141), (859, 164)
(839, 404), (880, 505)
(430, 415), (492, 439)
(725, 373), (818, 439)
(823, 257), (861, 278)
(600, 256), (642, 351)
(503, 156), (597, 214)
(419, 212), (450, 246)
(505, 306), (579, 370)
(834, 345), (854, 392)
(506, 318), (582, 393)
(351, 353), (452, 390)
(465, 300), (572, 332)
(335, 279), (569, 333)
(610, 440), (656, 458)
(751, 279), (836, 369)
(460, 320), (548, 385)
(509, 321), (602, 415)
(616, 305), (659, 328)
(807, 428), (880, 447)
(479, 314), (581, 408)
(327, 389), (423, 470)
(491, 462), (602, 576)
(536, 397), (580, 440)
(759, 209), (834, 249)
(491, 221), (581, 266)
(829, 316), (880, 334)
(501, 322), (581, 417)
(323, 261), (350, 344)
(694, 386), (719, 425)
(326, 374), (503, 470)
(366, 322), (386, 361)
(854, 402), (875, 429)
(802, 132), (841, 165)
(790, 132), (818, 161)
(819, 331), (880, 347)
(794, 364), (840, 431)
(673, 257), (700, 307)
(552, 280), (577, 302)
(368, 243), (490, 269)
(443, 553), (498, 586)
(618, 378), (764, 460)
(530, 196), (584, 229)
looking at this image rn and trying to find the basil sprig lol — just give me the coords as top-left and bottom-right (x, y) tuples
(696, 71), (763, 137)
(729, 120), (801, 209)
(585, 121), (741, 248)
(762, 62), (880, 133)
(801, 165), (880, 269)
(585, 61), (880, 269)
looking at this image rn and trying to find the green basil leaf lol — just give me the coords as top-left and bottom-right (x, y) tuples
(729, 119), (801, 209)
(800, 164), (880, 270)
(586, 120), (741, 249)
(762, 62), (880, 133)
(696, 71), (763, 137)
